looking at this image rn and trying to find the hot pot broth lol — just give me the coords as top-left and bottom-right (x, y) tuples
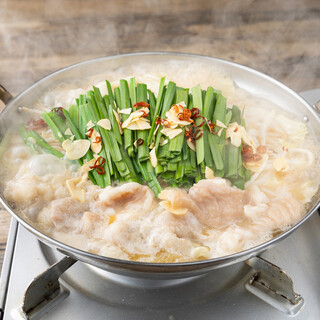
(1, 60), (320, 263)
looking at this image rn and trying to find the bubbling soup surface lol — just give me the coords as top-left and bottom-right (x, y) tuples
(1, 60), (319, 262)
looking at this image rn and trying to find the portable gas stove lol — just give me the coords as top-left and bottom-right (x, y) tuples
(0, 91), (320, 320)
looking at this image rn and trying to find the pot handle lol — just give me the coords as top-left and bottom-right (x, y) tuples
(0, 84), (13, 105)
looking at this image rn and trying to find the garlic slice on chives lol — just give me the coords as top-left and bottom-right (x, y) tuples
(97, 119), (111, 130)
(149, 147), (157, 168)
(205, 166), (215, 179)
(62, 139), (91, 160)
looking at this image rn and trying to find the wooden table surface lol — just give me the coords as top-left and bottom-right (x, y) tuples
(0, 0), (319, 273)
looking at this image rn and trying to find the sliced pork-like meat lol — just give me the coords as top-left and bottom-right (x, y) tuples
(266, 196), (302, 228)
(189, 178), (245, 228)
(79, 211), (110, 234)
(93, 182), (154, 214)
(37, 197), (88, 231)
(244, 185), (269, 206)
(159, 189), (199, 215)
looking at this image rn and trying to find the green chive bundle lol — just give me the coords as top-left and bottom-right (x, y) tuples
(20, 78), (252, 196)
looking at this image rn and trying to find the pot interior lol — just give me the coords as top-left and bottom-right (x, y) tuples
(1, 52), (320, 274)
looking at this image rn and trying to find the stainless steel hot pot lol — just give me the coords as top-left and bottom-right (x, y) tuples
(0, 52), (319, 279)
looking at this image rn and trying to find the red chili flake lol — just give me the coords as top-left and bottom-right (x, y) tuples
(177, 112), (185, 120)
(52, 107), (65, 119)
(133, 101), (150, 108)
(140, 110), (149, 118)
(190, 108), (200, 119)
(86, 128), (94, 138)
(173, 104), (180, 113)
(193, 129), (203, 140)
(183, 108), (192, 118)
(241, 144), (253, 154)
(207, 120), (217, 134)
(96, 167), (104, 175)
(90, 156), (106, 168)
(234, 127), (238, 132)
(241, 144), (262, 162)
(184, 128), (193, 141)
(162, 119), (171, 128)
(136, 138), (144, 146)
(193, 115), (206, 128)
(156, 116), (162, 125)
(93, 136), (101, 143)
(89, 156), (106, 175)
(26, 118), (48, 131)
(174, 107), (193, 122)
(282, 146), (288, 152)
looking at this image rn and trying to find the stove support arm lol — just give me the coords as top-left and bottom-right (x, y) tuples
(245, 256), (304, 316)
(22, 256), (77, 320)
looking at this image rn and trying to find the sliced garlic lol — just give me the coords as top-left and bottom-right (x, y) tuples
(62, 139), (91, 160)
(81, 158), (96, 173)
(62, 139), (72, 150)
(205, 166), (215, 179)
(168, 129), (183, 140)
(159, 137), (168, 146)
(119, 108), (132, 114)
(133, 140), (140, 149)
(97, 119), (111, 130)
(159, 200), (188, 215)
(27, 137), (37, 144)
(165, 102), (191, 127)
(86, 120), (95, 129)
(135, 119), (151, 130)
(121, 112), (141, 128)
(88, 129), (102, 154)
(153, 124), (160, 136)
(122, 108), (150, 129)
(273, 157), (288, 172)
(177, 101), (187, 108)
(226, 122), (255, 148)
(216, 120), (227, 129)
(160, 127), (183, 140)
(138, 106), (150, 114)
(226, 122), (242, 147)
(66, 178), (86, 203)
(191, 246), (210, 260)
(217, 128), (224, 137)
(123, 116), (151, 130)
(244, 154), (267, 173)
(166, 112), (190, 127)
(113, 109), (123, 134)
(149, 141), (155, 149)
(187, 139), (196, 152)
(64, 128), (72, 136)
(125, 122), (140, 130)
(240, 127), (255, 147)
(149, 147), (157, 168)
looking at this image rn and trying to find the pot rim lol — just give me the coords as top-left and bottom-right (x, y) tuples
(1, 51), (319, 270)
